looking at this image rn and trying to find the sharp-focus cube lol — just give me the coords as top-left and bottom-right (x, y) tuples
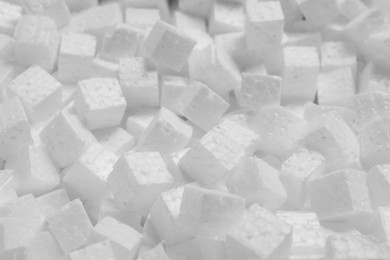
(277, 211), (327, 259)
(282, 46), (320, 103)
(281, 148), (326, 209)
(160, 76), (188, 114)
(22, 0), (71, 28)
(63, 143), (118, 204)
(175, 80), (229, 131)
(47, 199), (93, 253)
(99, 24), (143, 63)
(180, 120), (258, 185)
(13, 15), (59, 72)
(36, 189), (70, 218)
(226, 203), (292, 260)
(0, 97), (32, 159)
(209, 1), (244, 36)
(245, 0), (284, 51)
(7, 66), (62, 122)
(226, 157), (286, 211)
(320, 41), (357, 74)
(108, 151), (173, 214)
(309, 168), (372, 227)
(58, 33), (97, 83)
(0, 1), (22, 36)
(178, 0), (213, 18)
(5, 144), (60, 196)
(367, 164), (390, 208)
(149, 185), (192, 245)
(178, 185), (245, 238)
(126, 108), (157, 141)
(142, 20), (196, 71)
(119, 58), (159, 107)
(74, 77), (127, 130)
(68, 240), (117, 260)
(235, 73), (282, 110)
(360, 116), (390, 170)
(92, 216), (142, 260)
(299, 111), (359, 171)
(317, 67), (356, 105)
(39, 112), (97, 168)
(93, 127), (135, 156)
(136, 107), (192, 154)
(189, 43), (241, 96)
(297, 0), (341, 28)
(250, 106), (307, 159)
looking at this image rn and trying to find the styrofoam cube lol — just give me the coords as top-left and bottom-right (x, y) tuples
(139, 243), (170, 260)
(173, 10), (206, 32)
(178, 185), (245, 238)
(309, 168), (372, 226)
(89, 58), (119, 78)
(209, 1), (244, 36)
(99, 24), (143, 63)
(5, 144), (60, 196)
(142, 20), (196, 71)
(360, 116), (390, 170)
(108, 151), (173, 213)
(282, 46), (320, 103)
(250, 106), (307, 159)
(166, 237), (226, 260)
(68, 240), (117, 260)
(180, 120), (258, 185)
(65, 0), (98, 12)
(119, 58), (159, 107)
(174, 80), (229, 131)
(277, 211), (326, 259)
(92, 216), (142, 260)
(93, 127), (135, 156)
(125, 7), (160, 32)
(126, 108), (157, 141)
(58, 33), (97, 83)
(47, 199), (93, 253)
(280, 0), (303, 27)
(281, 148), (326, 209)
(245, 0), (284, 51)
(39, 112), (97, 168)
(189, 43), (241, 96)
(235, 73), (282, 110)
(178, 0), (213, 18)
(226, 203), (292, 260)
(149, 185), (192, 245)
(299, 111), (359, 171)
(320, 41), (357, 74)
(367, 165), (390, 208)
(124, 0), (170, 21)
(14, 15), (59, 72)
(63, 143), (118, 203)
(0, 97), (32, 159)
(74, 77), (127, 130)
(160, 76), (188, 114)
(284, 32), (322, 49)
(317, 67), (356, 105)
(136, 107), (192, 154)
(22, 0), (71, 28)
(0, 1), (22, 36)
(36, 189), (70, 218)
(7, 66), (62, 122)
(226, 157), (286, 211)
(297, 0), (341, 28)
(25, 231), (62, 260)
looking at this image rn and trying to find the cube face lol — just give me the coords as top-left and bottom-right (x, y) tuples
(320, 41), (356, 72)
(8, 66), (62, 122)
(125, 7), (160, 30)
(297, 0), (340, 27)
(175, 80), (230, 131)
(367, 165), (390, 208)
(13, 15), (59, 71)
(93, 127), (135, 156)
(178, 0), (213, 18)
(160, 76), (188, 113)
(143, 20), (196, 71)
(75, 78), (127, 130)
(22, 0), (71, 28)
(48, 199), (93, 253)
(209, 2), (244, 35)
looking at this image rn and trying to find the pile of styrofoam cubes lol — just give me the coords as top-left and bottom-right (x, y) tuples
(1, 0), (390, 259)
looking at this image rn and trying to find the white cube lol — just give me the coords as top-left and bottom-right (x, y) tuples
(0, 97), (32, 159)
(125, 7), (160, 32)
(7, 66), (62, 122)
(137, 107), (193, 154)
(48, 199), (93, 253)
(178, 0), (213, 18)
(226, 203), (292, 260)
(39, 112), (97, 168)
(297, 0), (341, 28)
(36, 189), (70, 218)
(0, 1), (22, 36)
(367, 164), (390, 208)
(160, 76), (188, 114)
(139, 243), (170, 260)
(209, 1), (244, 36)
(63, 143), (118, 204)
(14, 15), (59, 72)
(180, 120), (258, 185)
(25, 231), (62, 260)
(175, 80), (230, 131)
(58, 33), (97, 83)
(108, 151), (173, 214)
(93, 127), (135, 156)
(65, 0), (98, 12)
(282, 46), (320, 103)
(126, 108), (158, 141)
(173, 10), (206, 32)
(142, 20), (196, 71)
(226, 157), (287, 211)
(321, 41), (357, 74)
(74, 77), (127, 130)
(22, 0), (71, 28)
(235, 73), (282, 110)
